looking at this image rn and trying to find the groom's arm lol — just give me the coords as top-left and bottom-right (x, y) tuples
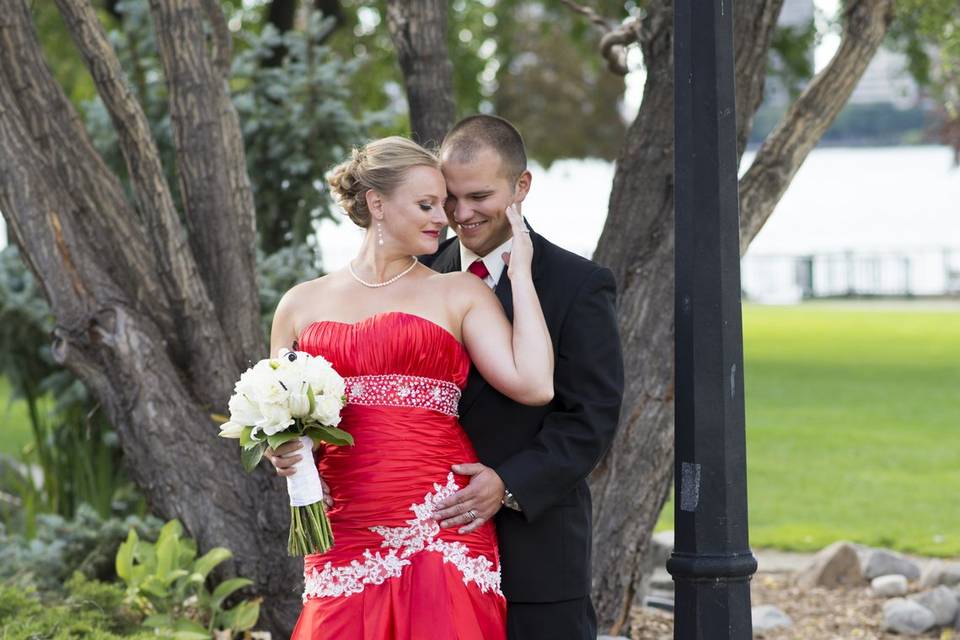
(494, 265), (624, 523)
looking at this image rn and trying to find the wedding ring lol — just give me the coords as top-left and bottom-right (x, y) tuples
(467, 509), (478, 520)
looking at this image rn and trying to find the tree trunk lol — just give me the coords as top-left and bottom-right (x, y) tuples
(587, 0), (894, 633)
(385, 0), (456, 148)
(0, 1), (301, 636)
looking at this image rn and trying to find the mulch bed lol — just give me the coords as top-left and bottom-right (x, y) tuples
(627, 572), (947, 639)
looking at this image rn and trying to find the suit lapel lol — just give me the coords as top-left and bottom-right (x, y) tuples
(429, 238), (462, 274)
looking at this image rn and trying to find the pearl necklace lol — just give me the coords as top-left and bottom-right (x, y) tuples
(348, 257), (418, 288)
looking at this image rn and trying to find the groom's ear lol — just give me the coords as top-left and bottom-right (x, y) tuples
(513, 170), (532, 203)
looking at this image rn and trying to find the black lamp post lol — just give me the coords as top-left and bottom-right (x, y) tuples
(666, 1), (758, 638)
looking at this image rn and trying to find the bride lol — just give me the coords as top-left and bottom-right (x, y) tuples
(268, 136), (553, 639)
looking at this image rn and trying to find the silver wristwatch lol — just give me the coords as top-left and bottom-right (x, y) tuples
(501, 488), (522, 512)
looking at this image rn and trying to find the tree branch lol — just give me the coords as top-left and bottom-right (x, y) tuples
(559, 0), (640, 76)
(200, 0), (232, 78)
(52, 0), (208, 307)
(147, 0), (262, 366)
(738, 0), (896, 254)
(0, 0), (173, 323)
(385, 0), (456, 146)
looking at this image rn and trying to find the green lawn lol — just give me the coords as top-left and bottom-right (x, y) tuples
(0, 376), (34, 458)
(659, 302), (960, 557)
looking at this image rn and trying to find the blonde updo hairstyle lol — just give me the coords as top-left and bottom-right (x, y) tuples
(327, 136), (440, 228)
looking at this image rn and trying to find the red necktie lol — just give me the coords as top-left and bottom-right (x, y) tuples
(467, 259), (490, 280)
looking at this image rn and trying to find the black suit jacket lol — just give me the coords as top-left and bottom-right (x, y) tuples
(423, 229), (624, 603)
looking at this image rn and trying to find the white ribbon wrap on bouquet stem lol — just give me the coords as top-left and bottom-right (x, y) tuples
(285, 435), (324, 507)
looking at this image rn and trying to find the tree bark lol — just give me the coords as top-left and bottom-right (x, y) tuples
(587, 0), (894, 633)
(0, 1), (301, 635)
(385, 0), (456, 148)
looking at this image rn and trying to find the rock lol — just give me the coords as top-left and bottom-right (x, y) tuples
(648, 530), (674, 570)
(752, 605), (792, 636)
(920, 560), (960, 589)
(633, 530), (675, 606)
(861, 548), (921, 581)
(871, 574), (909, 597)
(795, 541), (863, 589)
(883, 598), (937, 635)
(909, 585), (959, 626)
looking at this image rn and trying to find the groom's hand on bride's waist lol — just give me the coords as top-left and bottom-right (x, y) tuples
(432, 463), (505, 534)
(265, 440), (334, 509)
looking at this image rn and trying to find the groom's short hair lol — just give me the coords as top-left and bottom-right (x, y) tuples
(441, 115), (527, 182)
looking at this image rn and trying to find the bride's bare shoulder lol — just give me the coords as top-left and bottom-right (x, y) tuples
(428, 269), (494, 304)
(276, 271), (347, 316)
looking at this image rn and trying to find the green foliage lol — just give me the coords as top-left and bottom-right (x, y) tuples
(0, 574), (152, 639)
(0, 504), (163, 593)
(115, 519), (261, 637)
(768, 20), (818, 100)
(231, 11), (373, 253)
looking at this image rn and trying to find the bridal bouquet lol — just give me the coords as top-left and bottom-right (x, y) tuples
(218, 348), (353, 556)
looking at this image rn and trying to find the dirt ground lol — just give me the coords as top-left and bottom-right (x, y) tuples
(628, 571), (951, 639)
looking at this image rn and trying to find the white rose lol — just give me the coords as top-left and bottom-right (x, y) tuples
(218, 421), (245, 439)
(254, 402), (294, 438)
(228, 392), (262, 427)
(239, 360), (287, 406)
(287, 384), (311, 418)
(303, 356), (340, 395)
(311, 394), (343, 427)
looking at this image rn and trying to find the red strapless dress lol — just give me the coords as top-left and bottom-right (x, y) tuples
(291, 311), (506, 640)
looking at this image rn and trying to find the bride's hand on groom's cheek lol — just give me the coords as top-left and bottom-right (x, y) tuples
(432, 463), (505, 534)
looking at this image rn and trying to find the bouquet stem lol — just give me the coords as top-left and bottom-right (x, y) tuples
(288, 502), (334, 556)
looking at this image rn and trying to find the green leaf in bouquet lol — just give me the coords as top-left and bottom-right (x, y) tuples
(241, 443), (266, 472)
(307, 384), (316, 416)
(239, 426), (255, 448)
(307, 424), (354, 447)
(266, 430), (302, 451)
(211, 577), (254, 610)
(222, 598), (261, 632)
(194, 547), (232, 580)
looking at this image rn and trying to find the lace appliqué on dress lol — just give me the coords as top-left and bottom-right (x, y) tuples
(344, 374), (461, 417)
(302, 473), (502, 601)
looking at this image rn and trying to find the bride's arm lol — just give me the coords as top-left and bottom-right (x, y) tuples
(458, 206), (554, 406)
(269, 286), (301, 358)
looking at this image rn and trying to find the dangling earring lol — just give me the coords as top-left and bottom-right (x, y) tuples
(377, 222), (384, 246)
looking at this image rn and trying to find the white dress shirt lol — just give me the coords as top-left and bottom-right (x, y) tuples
(459, 237), (514, 290)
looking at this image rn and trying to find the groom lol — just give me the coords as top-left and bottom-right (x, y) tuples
(424, 115), (624, 640)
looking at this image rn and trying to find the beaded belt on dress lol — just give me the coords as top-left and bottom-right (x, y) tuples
(344, 374), (461, 417)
